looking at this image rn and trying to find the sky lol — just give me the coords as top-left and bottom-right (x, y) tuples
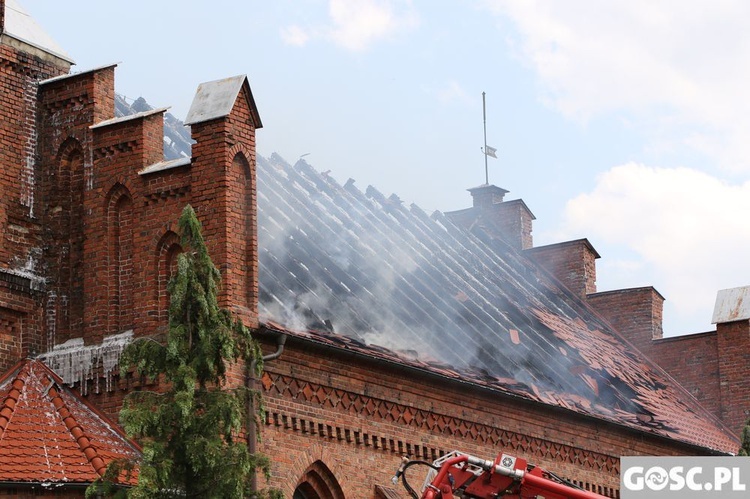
(20, 0), (750, 336)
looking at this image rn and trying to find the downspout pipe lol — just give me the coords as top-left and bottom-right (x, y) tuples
(248, 332), (287, 493)
(253, 333), (287, 370)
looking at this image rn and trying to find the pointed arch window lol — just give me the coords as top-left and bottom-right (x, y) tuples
(232, 152), (254, 306)
(293, 460), (344, 499)
(106, 184), (134, 333)
(53, 139), (85, 341)
(156, 231), (181, 326)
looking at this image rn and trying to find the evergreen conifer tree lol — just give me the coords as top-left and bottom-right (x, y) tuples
(89, 205), (273, 498)
(739, 416), (750, 456)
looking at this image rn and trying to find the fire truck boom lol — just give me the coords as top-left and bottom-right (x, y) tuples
(393, 450), (611, 499)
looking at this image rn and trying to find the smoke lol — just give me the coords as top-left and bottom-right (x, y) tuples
(257, 155), (616, 404)
(255, 153), (736, 442)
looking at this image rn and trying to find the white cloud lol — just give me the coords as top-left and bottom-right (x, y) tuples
(560, 162), (750, 332)
(280, 25), (311, 47)
(482, 0), (750, 173)
(431, 80), (473, 106)
(280, 0), (418, 52)
(479, 1), (750, 332)
(327, 0), (418, 51)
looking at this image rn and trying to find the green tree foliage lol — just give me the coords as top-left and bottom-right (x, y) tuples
(88, 205), (274, 498)
(739, 416), (750, 456)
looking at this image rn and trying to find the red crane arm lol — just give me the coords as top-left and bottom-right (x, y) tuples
(394, 450), (610, 499)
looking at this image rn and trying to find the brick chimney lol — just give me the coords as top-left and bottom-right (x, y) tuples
(587, 287), (664, 352)
(712, 286), (750, 433)
(446, 184), (535, 250)
(469, 184), (508, 207)
(526, 239), (599, 298)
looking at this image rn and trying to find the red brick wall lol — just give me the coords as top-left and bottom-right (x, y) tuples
(34, 66), (259, 351)
(588, 288), (744, 433)
(589, 297), (750, 436)
(0, 311), (21, 370)
(0, 37), (68, 372)
(61, 328), (731, 498)
(716, 320), (750, 433)
(37, 66), (116, 346)
(630, 320), (749, 437)
(0, 282), (43, 372)
(86, 108), (174, 343)
(25, 71), (260, 416)
(132, 168), (190, 337)
(645, 332), (721, 417)
(0, 44), (64, 264)
(255, 339), (710, 498)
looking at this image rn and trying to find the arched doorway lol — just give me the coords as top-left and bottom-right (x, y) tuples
(293, 460), (344, 499)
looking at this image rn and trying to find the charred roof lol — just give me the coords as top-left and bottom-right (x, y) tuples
(256, 153), (738, 453)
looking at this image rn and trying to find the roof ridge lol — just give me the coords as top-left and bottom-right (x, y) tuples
(43, 373), (108, 477)
(27, 357), (137, 445)
(0, 359), (140, 484)
(0, 366), (25, 440)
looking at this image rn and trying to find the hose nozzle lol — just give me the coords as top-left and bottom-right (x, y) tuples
(392, 456), (410, 484)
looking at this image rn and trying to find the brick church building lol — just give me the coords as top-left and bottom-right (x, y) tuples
(0, 1), (747, 497)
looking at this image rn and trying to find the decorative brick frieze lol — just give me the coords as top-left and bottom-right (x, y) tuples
(261, 371), (619, 475)
(265, 408), (445, 462)
(144, 185), (190, 205)
(92, 140), (137, 160)
(42, 94), (89, 113)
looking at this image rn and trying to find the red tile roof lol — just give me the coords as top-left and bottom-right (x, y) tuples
(0, 359), (139, 485)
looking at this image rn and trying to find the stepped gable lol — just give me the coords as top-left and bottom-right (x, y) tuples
(255, 154), (739, 453)
(0, 359), (139, 485)
(114, 94), (194, 161)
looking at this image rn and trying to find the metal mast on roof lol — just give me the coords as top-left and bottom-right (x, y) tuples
(482, 92), (497, 185)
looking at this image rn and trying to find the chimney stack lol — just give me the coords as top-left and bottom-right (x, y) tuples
(587, 287), (665, 351)
(447, 184), (535, 251)
(526, 239), (599, 298)
(469, 184), (508, 207)
(711, 286), (750, 433)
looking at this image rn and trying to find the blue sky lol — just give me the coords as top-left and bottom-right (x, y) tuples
(22, 0), (750, 336)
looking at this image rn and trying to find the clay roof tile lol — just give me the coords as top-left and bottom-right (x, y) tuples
(0, 359), (140, 485)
